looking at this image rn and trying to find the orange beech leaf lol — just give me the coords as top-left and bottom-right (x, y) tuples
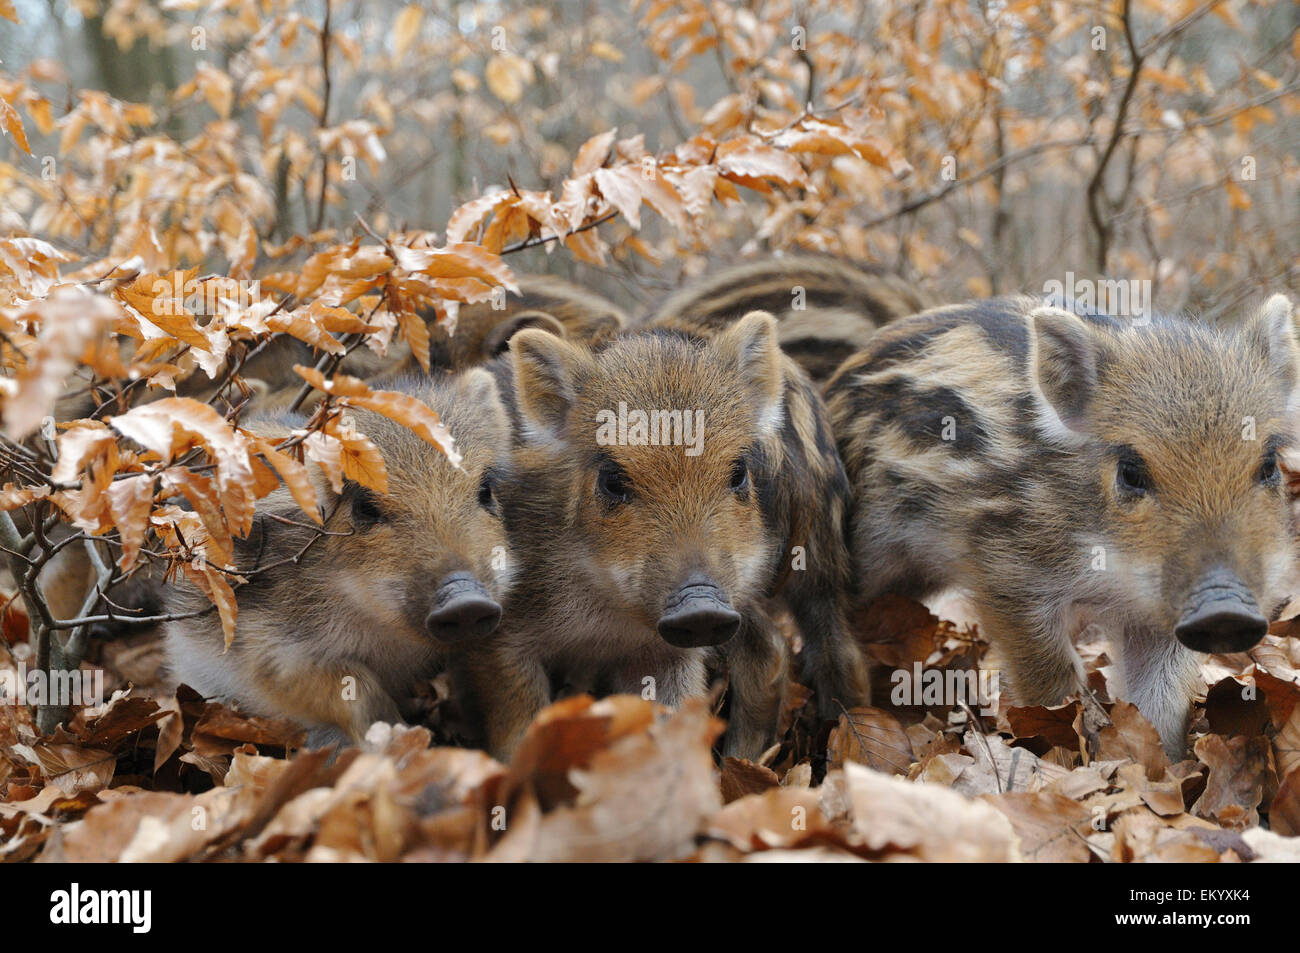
(265, 310), (347, 355)
(52, 451), (116, 534)
(390, 243), (518, 293)
(301, 300), (378, 334)
(109, 398), (256, 537)
(480, 203), (532, 253)
(138, 310), (216, 352)
(347, 389), (461, 467)
(332, 245), (399, 281)
(329, 276), (388, 307)
(289, 240), (379, 299)
(590, 161), (686, 232)
(0, 97), (31, 156)
(292, 364), (371, 398)
(115, 271), (211, 350)
(336, 430), (388, 494)
(393, 304), (431, 373)
(515, 189), (566, 237)
(405, 276), (501, 306)
(715, 137), (809, 188)
(159, 468), (234, 569)
(667, 165), (719, 218)
(555, 173), (597, 232)
(246, 451), (282, 499)
(301, 430), (345, 495)
(252, 438), (321, 524)
(148, 503), (204, 554)
(446, 191), (515, 244)
(51, 423), (116, 485)
(636, 167), (687, 230)
(572, 129), (616, 176)
(0, 483), (49, 510)
(105, 474), (156, 569)
(594, 166), (648, 229)
(181, 560), (240, 651)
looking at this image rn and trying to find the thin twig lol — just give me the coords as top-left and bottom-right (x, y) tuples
(312, 0), (334, 232)
(500, 209), (618, 255)
(859, 136), (1090, 229)
(1085, 0), (1145, 272)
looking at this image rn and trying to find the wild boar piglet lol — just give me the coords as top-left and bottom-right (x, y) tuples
(164, 369), (513, 747)
(456, 312), (871, 759)
(826, 294), (1300, 757)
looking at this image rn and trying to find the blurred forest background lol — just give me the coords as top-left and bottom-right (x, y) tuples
(1, 0), (1296, 319)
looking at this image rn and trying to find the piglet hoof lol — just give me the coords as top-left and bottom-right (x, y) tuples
(1078, 688), (1111, 760)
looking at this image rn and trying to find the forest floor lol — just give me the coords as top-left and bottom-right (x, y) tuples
(1, 594), (1298, 862)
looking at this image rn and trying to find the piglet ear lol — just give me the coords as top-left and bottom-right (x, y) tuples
(1250, 294), (1299, 395)
(482, 310), (568, 359)
(509, 328), (588, 442)
(459, 365), (502, 408)
(458, 366), (510, 438)
(1027, 305), (1099, 442)
(716, 310), (785, 438)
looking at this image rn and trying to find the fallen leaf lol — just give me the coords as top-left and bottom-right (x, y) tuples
(838, 761), (1021, 861)
(826, 706), (915, 775)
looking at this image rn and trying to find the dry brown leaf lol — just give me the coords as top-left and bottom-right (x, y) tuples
(706, 786), (831, 852)
(489, 698), (723, 862)
(347, 389), (460, 467)
(104, 474), (155, 569)
(1204, 675), (1271, 737)
(11, 743), (115, 796)
(0, 97), (31, 155)
(54, 786), (244, 862)
(718, 757), (780, 803)
(190, 703), (307, 755)
(499, 694), (657, 810)
(1192, 733), (1274, 829)
(251, 437), (321, 523)
(1006, 700), (1085, 751)
(1096, 701), (1171, 781)
(850, 593), (945, 668)
(1110, 811), (1223, 863)
(826, 706), (915, 775)
(983, 791), (1092, 862)
(1270, 768), (1300, 836)
(839, 762), (1021, 861)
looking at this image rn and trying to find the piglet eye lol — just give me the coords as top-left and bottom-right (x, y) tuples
(730, 458), (749, 493)
(1259, 450), (1281, 487)
(1116, 450), (1152, 496)
(478, 471), (496, 510)
(596, 461), (632, 504)
(350, 488), (386, 528)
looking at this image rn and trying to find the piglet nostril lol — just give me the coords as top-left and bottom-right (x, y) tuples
(657, 583), (741, 647)
(1174, 568), (1268, 654)
(657, 609), (740, 647)
(430, 598), (501, 639)
(1174, 608), (1267, 654)
(426, 575), (501, 642)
